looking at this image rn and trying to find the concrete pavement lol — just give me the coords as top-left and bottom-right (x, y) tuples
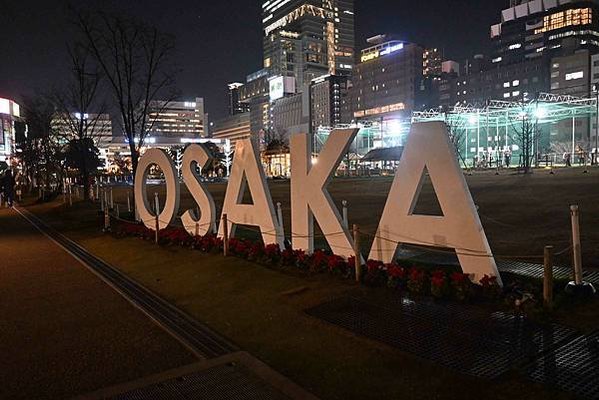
(0, 207), (196, 399)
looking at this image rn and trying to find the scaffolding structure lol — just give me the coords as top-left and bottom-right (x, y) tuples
(316, 92), (599, 167)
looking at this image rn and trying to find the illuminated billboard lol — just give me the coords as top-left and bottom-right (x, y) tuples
(269, 76), (296, 101)
(0, 98), (9, 115)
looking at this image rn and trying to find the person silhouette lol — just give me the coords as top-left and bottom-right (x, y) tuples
(3, 170), (15, 207)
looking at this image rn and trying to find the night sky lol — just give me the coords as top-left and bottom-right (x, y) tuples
(0, 0), (506, 120)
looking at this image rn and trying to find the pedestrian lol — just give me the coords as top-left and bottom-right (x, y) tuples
(3, 169), (15, 207)
(504, 149), (512, 168)
(563, 152), (572, 167)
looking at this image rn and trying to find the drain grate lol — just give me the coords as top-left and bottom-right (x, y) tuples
(394, 248), (599, 286)
(16, 207), (238, 359)
(526, 331), (599, 400)
(110, 363), (291, 400)
(498, 260), (599, 286)
(306, 297), (577, 379)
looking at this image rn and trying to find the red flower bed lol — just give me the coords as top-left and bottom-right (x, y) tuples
(407, 267), (427, 295)
(430, 270), (448, 299)
(113, 221), (500, 304)
(450, 272), (472, 301)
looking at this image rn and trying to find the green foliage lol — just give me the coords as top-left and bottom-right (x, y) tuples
(64, 138), (102, 173)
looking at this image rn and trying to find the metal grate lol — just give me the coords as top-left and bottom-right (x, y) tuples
(395, 246), (599, 286)
(306, 297), (577, 379)
(110, 363), (291, 400)
(527, 331), (599, 400)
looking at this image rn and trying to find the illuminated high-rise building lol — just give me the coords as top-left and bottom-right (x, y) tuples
(228, 83), (250, 116)
(349, 36), (423, 121)
(491, 0), (599, 65)
(261, 0), (355, 87)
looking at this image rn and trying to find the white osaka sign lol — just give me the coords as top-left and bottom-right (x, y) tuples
(134, 122), (501, 285)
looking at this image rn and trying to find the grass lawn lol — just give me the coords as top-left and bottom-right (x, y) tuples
(25, 194), (598, 400)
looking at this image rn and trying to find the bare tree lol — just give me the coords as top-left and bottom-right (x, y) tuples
(53, 43), (106, 200)
(72, 8), (179, 179)
(445, 113), (469, 169)
(510, 99), (539, 174)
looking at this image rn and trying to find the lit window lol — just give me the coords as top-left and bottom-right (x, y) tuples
(512, 91), (520, 97)
(553, 63), (560, 69)
(503, 92), (510, 98)
(566, 71), (584, 80)
(508, 43), (522, 50)
(503, 82), (510, 88)
(535, 8), (593, 34)
(513, 80), (520, 86)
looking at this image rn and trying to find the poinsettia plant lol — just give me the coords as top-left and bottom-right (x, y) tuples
(407, 267), (427, 295)
(112, 220), (504, 305)
(450, 272), (472, 302)
(386, 262), (407, 290)
(430, 270), (449, 299)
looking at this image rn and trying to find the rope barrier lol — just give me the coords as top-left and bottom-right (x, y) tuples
(104, 202), (577, 264)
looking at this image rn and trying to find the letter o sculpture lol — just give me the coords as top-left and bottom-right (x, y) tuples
(134, 148), (180, 230)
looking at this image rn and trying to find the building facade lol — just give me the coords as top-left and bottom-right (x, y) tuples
(212, 112), (251, 146)
(310, 74), (350, 132)
(349, 37), (424, 121)
(0, 97), (22, 164)
(261, 0), (355, 87)
(491, 0), (599, 66)
(270, 91), (310, 140)
(228, 83), (250, 115)
(52, 112), (113, 147)
(146, 98), (206, 138)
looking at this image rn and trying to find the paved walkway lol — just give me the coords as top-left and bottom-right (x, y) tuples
(0, 207), (196, 399)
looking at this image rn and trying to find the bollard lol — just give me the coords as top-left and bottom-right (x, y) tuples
(223, 213), (229, 257)
(195, 221), (200, 237)
(103, 206), (110, 232)
(154, 192), (160, 244)
(127, 194), (131, 212)
(68, 185), (72, 207)
(543, 246), (554, 309)
(570, 205), (583, 285)
(342, 200), (349, 229)
(276, 202), (284, 243)
(110, 187), (114, 209)
(116, 204), (120, 218)
(95, 183), (100, 201)
(353, 224), (361, 283)
(100, 189), (105, 212)
(565, 205), (596, 296)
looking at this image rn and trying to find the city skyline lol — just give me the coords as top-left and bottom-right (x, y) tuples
(0, 0), (503, 120)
